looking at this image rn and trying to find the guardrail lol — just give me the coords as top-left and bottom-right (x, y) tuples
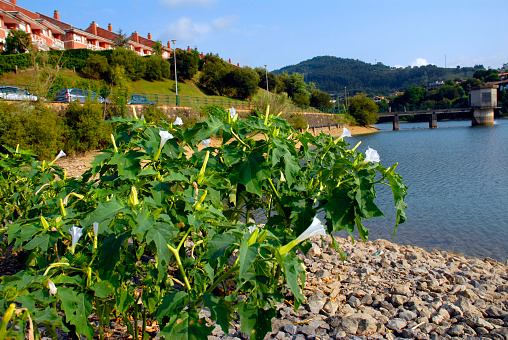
(0, 82), (345, 115)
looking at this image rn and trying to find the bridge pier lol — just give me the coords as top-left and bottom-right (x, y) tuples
(393, 114), (399, 130)
(470, 85), (498, 126)
(472, 108), (494, 126)
(429, 112), (437, 129)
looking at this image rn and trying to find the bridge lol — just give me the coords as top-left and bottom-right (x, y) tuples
(377, 85), (500, 130)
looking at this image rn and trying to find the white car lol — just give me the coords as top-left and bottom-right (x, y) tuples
(0, 86), (40, 101)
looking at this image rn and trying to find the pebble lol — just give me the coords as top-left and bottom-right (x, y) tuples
(211, 235), (508, 339)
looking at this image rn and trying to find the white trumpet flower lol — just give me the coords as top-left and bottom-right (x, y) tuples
(280, 216), (327, 254)
(364, 147), (380, 163)
(201, 138), (211, 147)
(49, 150), (66, 165)
(338, 127), (352, 139)
(174, 117), (184, 126)
(159, 130), (174, 149)
(69, 225), (83, 254)
(48, 279), (57, 296)
(229, 107), (237, 120)
(93, 222), (99, 236)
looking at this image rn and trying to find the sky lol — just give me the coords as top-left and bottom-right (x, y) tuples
(18, 0), (508, 72)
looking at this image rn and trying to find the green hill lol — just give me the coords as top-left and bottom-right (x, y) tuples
(273, 56), (479, 96)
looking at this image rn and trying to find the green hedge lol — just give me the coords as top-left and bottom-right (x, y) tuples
(0, 49), (114, 75)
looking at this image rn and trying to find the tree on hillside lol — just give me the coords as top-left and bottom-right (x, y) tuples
(114, 29), (130, 48)
(3, 29), (31, 54)
(110, 48), (145, 81)
(153, 41), (163, 56)
(82, 54), (110, 80)
(145, 55), (170, 81)
(170, 49), (200, 80)
(254, 67), (282, 93)
(199, 55), (234, 95)
(309, 89), (332, 108)
(224, 66), (260, 100)
(348, 94), (378, 126)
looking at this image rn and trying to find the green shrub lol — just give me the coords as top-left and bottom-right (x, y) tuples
(0, 102), (65, 159)
(286, 113), (308, 130)
(144, 55), (171, 81)
(64, 101), (111, 154)
(142, 105), (168, 125)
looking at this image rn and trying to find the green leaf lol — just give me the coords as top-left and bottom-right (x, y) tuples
(58, 287), (94, 339)
(157, 291), (188, 327)
(202, 294), (232, 334)
(280, 252), (306, 309)
(385, 166), (408, 234)
(97, 232), (130, 276)
(204, 233), (236, 262)
(132, 208), (157, 239)
(81, 197), (125, 228)
(238, 237), (258, 281)
(237, 302), (276, 340)
(91, 281), (114, 299)
(146, 222), (178, 280)
(164, 172), (188, 182)
(23, 234), (50, 251)
(159, 310), (213, 340)
(109, 151), (143, 179)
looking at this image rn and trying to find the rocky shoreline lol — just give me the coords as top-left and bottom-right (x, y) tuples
(208, 236), (507, 340)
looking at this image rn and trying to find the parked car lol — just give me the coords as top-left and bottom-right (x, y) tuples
(127, 94), (155, 105)
(55, 88), (108, 104)
(0, 86), (41, 101)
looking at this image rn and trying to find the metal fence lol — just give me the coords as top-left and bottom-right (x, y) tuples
(0, 82), (345, 115)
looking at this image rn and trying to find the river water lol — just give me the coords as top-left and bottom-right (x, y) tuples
(338, 119), (508, 262)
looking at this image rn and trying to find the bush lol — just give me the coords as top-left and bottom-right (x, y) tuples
(144, 55), (171, 81)
(142, 105), (168, 125)
(286, 113), (308, 130)
(111, 48), (146, 81)
(253, 92), (293, 117)
(64, 101), (111, 154)
(0, 102), (65, 159)
(348, 94), (379, 126)
(223, 66), (260, 100)
(82, 54), (110, 80)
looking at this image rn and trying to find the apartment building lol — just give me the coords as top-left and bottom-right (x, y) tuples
(0, 0), (65, 51)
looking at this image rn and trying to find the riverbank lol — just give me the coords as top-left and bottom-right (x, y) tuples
(206, 235), (507, 340)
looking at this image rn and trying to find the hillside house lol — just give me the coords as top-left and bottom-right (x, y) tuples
(0, 0), (65, 51)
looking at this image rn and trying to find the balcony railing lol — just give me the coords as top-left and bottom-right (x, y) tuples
(31, 34), (49, 51)
(52, 38), (64, 50)
(87, 44), (106, 51)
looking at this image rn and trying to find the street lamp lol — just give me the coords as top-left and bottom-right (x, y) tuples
(172, 40), (178, 100)
(264, 65), (269, 97)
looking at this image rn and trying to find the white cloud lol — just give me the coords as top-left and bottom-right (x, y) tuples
(158, 0), (216, 8)
(411, 58), (430, 67)
(162, 16), (238, 42)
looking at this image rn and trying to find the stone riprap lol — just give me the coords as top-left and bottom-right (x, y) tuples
(208, 236), (508, 340)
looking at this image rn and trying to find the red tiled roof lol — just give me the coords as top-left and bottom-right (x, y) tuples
(38, 12), (72, 30)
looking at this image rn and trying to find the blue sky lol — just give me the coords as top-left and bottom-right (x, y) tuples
(20, 0), (508, 72)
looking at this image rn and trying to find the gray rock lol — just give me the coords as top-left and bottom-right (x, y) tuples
(386, 318), (407, 332)
(399, 309), (418, 321)
(447, 324), (465, 336)
(401, 328), (419, 338)
(486, 306), (507, 318)
(360, 294), (373, 306)
(348, 295), (361, 308)
(283, 323), (297, 335)
(356, 315), (377, 336)
(322, 299), (339, 315)
(391, 294), (409, 306)
(325, 315), (358, 334)
(392, 284), (411, 296)
(466, 315), (495, 330)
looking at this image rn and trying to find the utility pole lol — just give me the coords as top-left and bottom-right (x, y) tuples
(264, 64), (269, 98)
(172, 40), (178, 100)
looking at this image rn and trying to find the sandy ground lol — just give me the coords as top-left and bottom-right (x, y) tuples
(56, 124), (378, 178)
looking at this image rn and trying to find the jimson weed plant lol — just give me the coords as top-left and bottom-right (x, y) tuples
(0, 106), (407, 339)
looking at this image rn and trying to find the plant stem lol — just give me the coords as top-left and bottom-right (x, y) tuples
(206, 264), (239, 295)
(141, 307), (147, 340)
(167, 245), (192, 291)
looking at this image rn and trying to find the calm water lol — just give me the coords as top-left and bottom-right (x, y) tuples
(336, 119), (508, 262)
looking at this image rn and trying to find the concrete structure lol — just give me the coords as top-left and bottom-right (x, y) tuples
(469, 85), (498, 126)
